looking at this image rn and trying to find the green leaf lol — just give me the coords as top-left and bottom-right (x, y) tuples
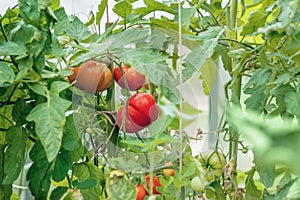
(0, 62), (15, 87)
(73, 29), (149, 65)
(53, 7), (72, 35)
(263, 178), (298, 200)
(150, 18), (192, 35)
(73, 178), (97, 190)
(148, 115), (173, 135)
(12, 98), (32, 126)
(227, 107), (300, 175)
(257, 0), (299, 36)
(245, 167), (262, 200)
(144, 0), (176, 14)
(256, 164), (275, 188)
(0, 42), (27, 57)
(206, 181), (227, 200)
(113, 1), (132, 18)
(285, 89), (300, 122)
(96, 0), (108, 24)
(19, 0), (41, 27)
(184, 27), (225, 71)
(26, 81), (71, 162)
(179, 6), (197, 28)
(73, 162), (104, 200)
(50, 186), (68, 200)
(66, 16), (91, 42)
(62, 115), (81, 151)
(241, 10), (268, 35)
(106, 172), (135, 200)
(199, 58), (217, 95)
(3, 126), (26, 184)
(27, 142), (51, 199)
(52, 154), (69, 182)
(243, 68), (273, 112)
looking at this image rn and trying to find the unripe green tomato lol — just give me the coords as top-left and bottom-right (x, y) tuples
(190, 176), (207, 193)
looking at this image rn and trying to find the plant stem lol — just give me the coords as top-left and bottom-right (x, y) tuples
(227, 0), (240, 196)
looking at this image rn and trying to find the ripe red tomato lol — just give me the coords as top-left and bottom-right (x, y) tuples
(116, 93), (158, 133)
(68, 60), (112, 94)
(135, 184), (146, 200)
(145, 175), (161, 195)
(163, 162), (175, 177)
(114, 65), (145, 91)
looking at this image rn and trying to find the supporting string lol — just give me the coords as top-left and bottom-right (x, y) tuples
(177, 0), (183, 176)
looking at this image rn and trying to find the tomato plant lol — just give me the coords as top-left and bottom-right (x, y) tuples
(68, 60), (112, 94)
(0, 0), (300, 199)
(135, 184), (146, 200)
(114, 65), (145, 91)
(116, 92), (158, 133)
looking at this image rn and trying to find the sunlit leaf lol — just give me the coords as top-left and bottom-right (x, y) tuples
(26, 81), (71, 162)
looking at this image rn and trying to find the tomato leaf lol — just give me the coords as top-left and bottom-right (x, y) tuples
(243, 68), (273, 112)
(66, 16), (91, 42)
(285, 88), (300, 122)
(255, 164), (275, 188)
(27, 141), (51, 199)
(0, 42), (27, 57)
(52, 154), (69, 182)
(26, 81), (71, 162)
(184, 26), (225, 72)
(106, 172), (135, 200)
(0, 62), (15, 87)
(50, 186), (68, 200)
(241, 10), (268, 36)
(73, 178), (97, 190)
(227, 107), (300, 175)
(73, 29), (149, 65)
(113, 1), (132, 18)
(96, 0), (108, 25)
(19, 0), (41, 27)
(73, 162), (104, 199)
(62, 115), (81, 151)
(263, 178), (298, 200)
(2, 126), (26, 184)
(245, 167), (262, 199)
(199, 58), (217, 95)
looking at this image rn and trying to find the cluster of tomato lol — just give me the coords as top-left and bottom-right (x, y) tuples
(68, 60), (158, 133)
(135, 162), (175, 200)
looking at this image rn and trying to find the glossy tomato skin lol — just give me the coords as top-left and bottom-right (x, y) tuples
(116, 106), (145, 133)
(128, 93), (158, 126)
(135, 184), (147, 200)
(114, 65), (145, 91)
(145, 175), (161, 195)
(68, 67), (80, 83)
(68, 61), (112, 94)
(97, 66), (113, 92)
(116, 93), (159, 133)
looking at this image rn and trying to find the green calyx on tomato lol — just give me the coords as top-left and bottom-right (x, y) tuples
(68, 60), (112, 94)
(199, 150), (226, 180)
(144, 174), (161, 195)
(114, 65), (146, 91)
(116, 92), (159, 133)
(135, 184), (147, 200)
